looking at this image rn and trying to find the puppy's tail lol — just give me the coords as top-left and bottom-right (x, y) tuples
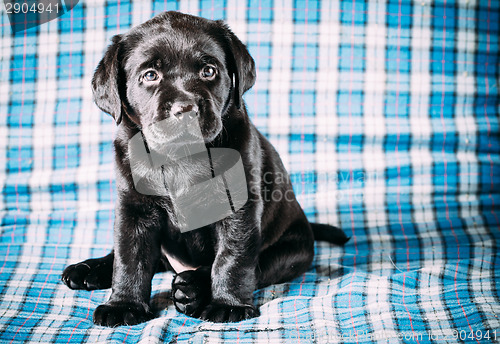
(310, 223), (350, 245)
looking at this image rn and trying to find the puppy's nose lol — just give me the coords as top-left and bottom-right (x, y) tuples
(171, 103), (199, 120)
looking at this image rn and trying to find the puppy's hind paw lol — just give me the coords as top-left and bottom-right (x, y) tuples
(171, 266), (211, 317)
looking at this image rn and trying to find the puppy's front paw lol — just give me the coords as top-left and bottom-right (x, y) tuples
(200, 303), (259, 323)
(93, 303), (153, 327)
(172, 267), (211, 317)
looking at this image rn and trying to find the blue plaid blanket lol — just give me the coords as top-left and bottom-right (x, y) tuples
(1, 0), (499, 343)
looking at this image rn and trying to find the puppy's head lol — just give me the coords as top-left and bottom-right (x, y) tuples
(92, 11), (256, 144)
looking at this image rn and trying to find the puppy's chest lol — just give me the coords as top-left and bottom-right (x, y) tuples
(162, 160), (216, 194)
(131, 157), (214, 197)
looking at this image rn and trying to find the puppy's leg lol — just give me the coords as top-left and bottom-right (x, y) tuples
(256, 219), (314, 288)
(62, 252), (114, 290)
(199, 219), (261, 322)
(93, 207), (162, 327)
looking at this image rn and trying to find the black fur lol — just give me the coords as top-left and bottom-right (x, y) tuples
(62, 11), (348, 327)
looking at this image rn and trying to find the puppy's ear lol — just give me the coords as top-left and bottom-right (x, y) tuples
(92, 34), (124, 124)
(216, 22), (256, 109)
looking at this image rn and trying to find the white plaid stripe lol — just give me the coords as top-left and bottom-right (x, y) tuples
(132, 1), (152, 27)
(268, 0), (294, 137)
(315, 1), (340, 225)
(179, 0), (200, 15)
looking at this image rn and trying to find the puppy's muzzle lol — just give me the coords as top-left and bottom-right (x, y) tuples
(171, 102), (199, 120)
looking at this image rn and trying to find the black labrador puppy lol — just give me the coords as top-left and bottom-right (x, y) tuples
(62, 11), (348, 327)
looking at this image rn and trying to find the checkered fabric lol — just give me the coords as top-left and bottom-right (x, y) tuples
(1, 0), (499, 343)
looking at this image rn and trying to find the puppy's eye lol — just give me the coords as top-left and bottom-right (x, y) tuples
(143, 70), (159, 82)
(200, 65), (217, 80)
